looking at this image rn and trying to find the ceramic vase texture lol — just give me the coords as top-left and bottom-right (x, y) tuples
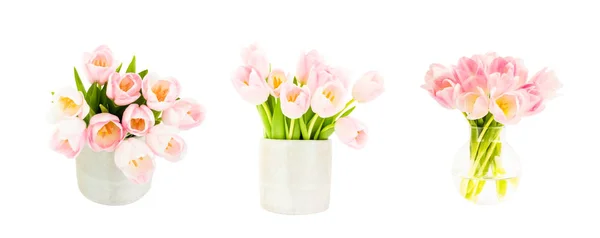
(76, 146), (151, 205)
(259, 139), (332, 215)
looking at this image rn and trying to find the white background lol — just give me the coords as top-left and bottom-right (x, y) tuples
(0, 0), (598, 237)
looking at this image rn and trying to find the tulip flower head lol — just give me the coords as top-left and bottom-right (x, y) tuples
(50, 118), (87, 158)
(421, 53), (561, 203)
(83, 45), (118, 85)
(232, 43), (384, 149)
(422, 52), (562, 125)
(49, 45), (206, 184)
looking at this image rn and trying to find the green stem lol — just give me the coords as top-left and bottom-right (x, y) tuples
(298, 116), (309, 139)
(307, 114), (319, 139)
(256, 105), (272, 138)
(261, 102), (272, 125)
(464, 123), (503, 200)
(335, 99), (356, 120)
(477, 115), (495, 142)
(320, 123), (335, 135)
(313, 119), (325, 139)
(287, 119), (295, 140)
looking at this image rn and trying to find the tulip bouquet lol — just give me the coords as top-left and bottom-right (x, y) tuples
(422, 52), (561, 202)
(49, 45), (206, 184)
(231, 44), (384, 148)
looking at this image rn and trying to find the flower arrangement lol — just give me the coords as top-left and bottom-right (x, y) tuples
(422, 52), (562, 202)
(49, 45), (206, 184)
(231, 44), (384, 148)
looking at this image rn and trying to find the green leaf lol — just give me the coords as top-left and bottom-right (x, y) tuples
(51, 91), (55, 95)
(152, 109), (161, 122)
(257, 105), (272, 138)
(319, 124), (335, 140)
(99, 84), (108, 106)
(304, 108), (315, 125)
(114, 106), (127, 119)
(84, 109), (96, 125)
(133, 95), (146, 105)
(313, 118), (325, 139)
(267, 96), (275, 114)
(292, 119), (301, 140)
(115, 63), (123, 73)
(125, 56), (136, 73)
(340, 106), (356, 118)
(308, 116), (323, 139)
(138, 69), (148, 79)
(85, 83), (100, 113)
(322, 116), (335, 132)
(298, 116), (309, 140)
(74, 67), (86, 96)
(176, 97), (180, 100)
(271, 99), (286, 139)
(99, 104), (109, 113)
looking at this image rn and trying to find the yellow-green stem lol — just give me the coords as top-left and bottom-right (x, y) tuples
(306, 114), (319, 138)
(261, 102), (272, 125)
(287, 119), (295, 140)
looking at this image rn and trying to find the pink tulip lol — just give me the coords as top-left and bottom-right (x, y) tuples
(457, 86), (489, 120)
(488, 56), (528, 86)
(279, 83), (311, 119)
(296, 50), (325, 85)
(267, 69), (289, 98)
(50, 118), (87, 158)
(335, 117), (368, 149)
(421, 64), (461, 109)
(162, 98), (206, 130)
(87, 113), (125, 152)
(488, 72), (520, 97)
(106, 72), (142, 106)
(146, 124), (186, 162)
(352, 71), (385, 103)
(473, 52), (499, 67)
(83, 45), (118, 85)
(49, 87), (90, 122)
(122, 104), (155, 136)
(528, 67), (562, 100)
(307, 65), (350, 93)
(141, 72), (181, 111)
(454, 56), (488, 93)
(240, 43), (269, 80)
(489, 91), (525, 125)
(114, 138), (155, 184)
(231, 66), (270, 105)
(311, 80), (347, 118)
(518, 86), (545, 116)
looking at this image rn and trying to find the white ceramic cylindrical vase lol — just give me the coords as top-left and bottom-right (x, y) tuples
(76, 146), (151, 205)
(259, 139), (332, 215)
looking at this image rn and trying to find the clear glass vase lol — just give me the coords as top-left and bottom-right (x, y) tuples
(451, 125), (522, 205)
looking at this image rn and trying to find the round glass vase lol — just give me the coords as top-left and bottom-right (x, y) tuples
(451, 126), (521, 205)
(76, 146), (151, 206)
(259, 139), (332, 215)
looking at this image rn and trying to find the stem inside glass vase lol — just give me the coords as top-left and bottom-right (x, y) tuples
(460, 113), (509, 202)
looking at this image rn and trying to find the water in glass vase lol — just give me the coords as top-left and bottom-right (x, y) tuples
(452, 176), (520, 205)
(451, 122), (522, 205)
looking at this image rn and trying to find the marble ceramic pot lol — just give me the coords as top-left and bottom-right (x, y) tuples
(259, 139), (332, 215)
(76, 146), (151, 205)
